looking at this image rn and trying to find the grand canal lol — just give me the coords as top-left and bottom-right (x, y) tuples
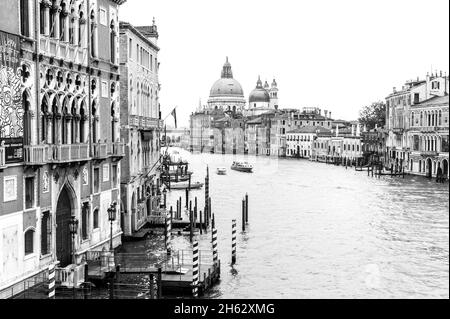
(124, 148), (449, 299)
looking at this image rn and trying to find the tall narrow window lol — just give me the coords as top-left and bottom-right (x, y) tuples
(24, 229), (34, 255)
(112, 165), (117, 186)
(93, 209), (99, 229)
(80, 104), (86, 143)
(78, 8), (84, 46)
(41, 98), (48, 143)
(20, 0), (30, 37)
(110, 20), (116, 63)
(90, 10), (96, 57)
(50, 9), (56, 38)
(92, 101), (98, 143)
(69, 9), (75, 44)
(94, 168), (100, 193)
(129, 38), (132, 58)
(81, 204), (89, 240)
(59, 3), (67, 41)
(23, 91), (31, 146)
(111, 104), (116, 142)
(41, 212), (51, 255)
(25, 176), (35, 209)
(39, 2), (46, 35)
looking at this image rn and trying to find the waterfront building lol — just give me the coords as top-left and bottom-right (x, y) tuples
(118, 21), (161, 237)
(361, 126), (387, 164)
(0, 0), (126, 298)
(385, 72), (449, 172)
(407, 95), (449, 179)
(286, 126), (332, 158)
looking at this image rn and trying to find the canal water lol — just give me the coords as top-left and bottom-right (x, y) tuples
(124, 148), (449, 299)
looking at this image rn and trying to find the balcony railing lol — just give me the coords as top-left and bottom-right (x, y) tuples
(24, 145), (50, 165)
(39, 36), (88, 65)
(0, 147), (5, 168)
(129, 115), (161, 130)
(92, 143), (109, 159)
(50, 144), (90, 163)
(111, 142), (125, 158)
(421, 151), (438, 157)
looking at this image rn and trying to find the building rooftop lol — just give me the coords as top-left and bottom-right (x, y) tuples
(287, 126), (332, 134)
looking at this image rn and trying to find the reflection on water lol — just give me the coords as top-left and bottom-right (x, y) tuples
(126, 148), (449, 299)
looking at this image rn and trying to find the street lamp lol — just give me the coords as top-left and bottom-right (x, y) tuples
(69, 216), (79, 265)
(108, 203), (116, 251)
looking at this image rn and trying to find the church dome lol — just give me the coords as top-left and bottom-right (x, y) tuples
(209, 57), (244, 97)
(249, 76), (270, 103)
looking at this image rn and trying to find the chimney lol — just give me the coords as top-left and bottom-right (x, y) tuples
(336, 124), (339, 137)
(329, 112), (332, 119)
(393, 87), (397, 93)
(375, 124), (378, 129)
(363, 124), (367, 132)
(324, 110), (328, 119)
(440, 70), (442, 77)
(356, 124), (361, 136)
(351, 124), (355, 136)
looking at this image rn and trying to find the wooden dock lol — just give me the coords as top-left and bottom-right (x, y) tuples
(85, 250), (220, 297)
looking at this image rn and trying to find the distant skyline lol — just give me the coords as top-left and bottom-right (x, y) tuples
(120, 0), (449, 127)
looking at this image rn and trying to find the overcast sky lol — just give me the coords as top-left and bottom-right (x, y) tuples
(120, 0), (449, 127)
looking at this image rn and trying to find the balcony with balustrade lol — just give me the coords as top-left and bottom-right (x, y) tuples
(24, 145), (50, 166)
(49, 144), (90, 164)
(39, 36), (88, 66)
(129, 115), (161, 131)
(0, 146), (6, 169)
(111, 142), (126, 159)
(92, 143), (109, 160)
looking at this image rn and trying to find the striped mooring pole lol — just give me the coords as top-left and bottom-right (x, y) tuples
(48, 262), (56, 299)
(165, 214), (172, 253)
(212, 227), (218, 266)
(231, 219), (237, 265)
(192, 241), (199, 298)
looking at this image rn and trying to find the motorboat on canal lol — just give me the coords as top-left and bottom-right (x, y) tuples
(216, 167), (227, 175)
(231, 161), (253, 173)
(170, 181), (204, 190)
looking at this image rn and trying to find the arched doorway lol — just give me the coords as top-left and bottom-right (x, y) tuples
(443, 159), (448, 178)
(426, 158), (432, 178)
(56, 186), (73, 267)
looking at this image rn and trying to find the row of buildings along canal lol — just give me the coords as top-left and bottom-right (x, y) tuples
(0, 0), (166, 298)
(170, 58), (449, 180)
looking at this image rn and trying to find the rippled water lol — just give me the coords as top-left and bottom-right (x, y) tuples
(126, 148), (449, 299)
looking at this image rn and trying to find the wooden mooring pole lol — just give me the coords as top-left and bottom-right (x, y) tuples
(157, 267), (162, 299)
(232, 220), (237, 265)
(47, 262), (56, 299)
(212, 227), (218, 266)
(192, 241), (199, 298)
(245, 193), (249, 223)
(189, 208), (193, 243)
(199, 210), (203, 235)
(242, 199), (246, 232)
(149, 274), (155, 299)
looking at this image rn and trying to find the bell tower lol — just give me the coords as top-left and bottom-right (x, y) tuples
(269, 78), (279, 109)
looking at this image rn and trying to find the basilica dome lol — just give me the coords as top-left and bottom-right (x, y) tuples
(249, 76), (270, 103)
(209, 57), (244, 97)
(210, 78), (244, 97)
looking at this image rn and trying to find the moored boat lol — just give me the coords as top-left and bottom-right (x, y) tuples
(217, 167), (227, 175)
(170, 182), (204, 190)
(231, 161), (253, 173)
